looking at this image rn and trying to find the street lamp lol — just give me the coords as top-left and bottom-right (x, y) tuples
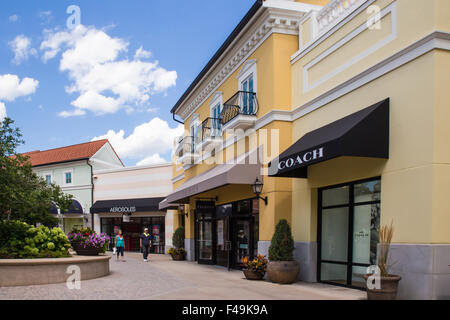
(252, 178), (268, 205)
(179, 204), (188, 218)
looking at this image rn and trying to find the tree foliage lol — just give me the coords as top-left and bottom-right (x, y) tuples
(268, 219), (295, 261)
(172, 226), (185, 249)
(0, 118), (73, 226)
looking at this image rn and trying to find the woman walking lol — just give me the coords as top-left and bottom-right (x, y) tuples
(115, 230), (125, 262)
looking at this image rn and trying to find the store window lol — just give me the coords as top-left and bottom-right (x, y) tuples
(318, 178), (381, 289)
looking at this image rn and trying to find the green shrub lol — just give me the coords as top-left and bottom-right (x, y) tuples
(0, 220), (71, 259)
(268, 219), (295, 261)
(172, 226), (185, 249)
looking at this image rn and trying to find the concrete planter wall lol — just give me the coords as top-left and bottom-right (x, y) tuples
(0, 255), (111, 287)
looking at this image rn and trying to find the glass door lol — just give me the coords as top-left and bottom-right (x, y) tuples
(231, 217), (254, 269)
(241, 75), (254, 114)
(197, 219), (215, 264)
(215, 217), (230, 268)
(195, 201), (216, 265)
(318, 178), (381, 288)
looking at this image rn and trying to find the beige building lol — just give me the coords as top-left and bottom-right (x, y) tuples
(163, 0), (450, 299)
(92, 163), (175, 254)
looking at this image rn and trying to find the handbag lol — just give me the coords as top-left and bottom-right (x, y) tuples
(113, 247), (117, 254)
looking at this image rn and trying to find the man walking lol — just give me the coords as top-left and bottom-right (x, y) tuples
(140, 228), (152, 262)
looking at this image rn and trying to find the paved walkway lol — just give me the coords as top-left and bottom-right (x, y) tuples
(0, 253), (365, 300)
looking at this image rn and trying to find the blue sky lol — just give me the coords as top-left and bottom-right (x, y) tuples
(0, 0), (254, 166)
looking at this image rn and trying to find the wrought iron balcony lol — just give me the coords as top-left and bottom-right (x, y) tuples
(202, 117), (222, 139)
(220, 91), (258, 130)
(175, 136), (199, 164)
(194, 117), (222, 151)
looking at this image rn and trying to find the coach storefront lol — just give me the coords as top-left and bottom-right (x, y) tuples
(91, 197), (166, 253)
(269, 99), (389, 289)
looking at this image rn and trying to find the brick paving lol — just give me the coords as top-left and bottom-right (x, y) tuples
(0, 253), (366, 300)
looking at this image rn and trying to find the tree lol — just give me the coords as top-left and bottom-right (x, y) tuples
(0, 118), (73, 226)
(172, 226), (185, 249)
(268, 219), (295, 261)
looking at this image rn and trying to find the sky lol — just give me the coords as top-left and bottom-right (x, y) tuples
(0, 0), (255, 166)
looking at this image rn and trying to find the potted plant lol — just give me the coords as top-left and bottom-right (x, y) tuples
(169, 226), (186, 261)
(241, 255), (268, 280)
(67, 228), (110, 256)
(266, 219), (299, 284)
(363, 221), (402, 300)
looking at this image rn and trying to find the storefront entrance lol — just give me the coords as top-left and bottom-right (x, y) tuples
(318, 177), (381, 289)
(101, 216), (165, 254)
(195, 199), (259, 269)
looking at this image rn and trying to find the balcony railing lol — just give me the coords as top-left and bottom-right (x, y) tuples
(201, 117), (222, 142)
(220, 91), (258, 127)
(176, 136), (196, 158)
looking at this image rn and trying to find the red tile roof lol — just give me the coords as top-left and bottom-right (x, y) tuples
(21, 139), (111, 167)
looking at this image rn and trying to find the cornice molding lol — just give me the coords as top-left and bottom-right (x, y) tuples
(178, 7), (306, 120)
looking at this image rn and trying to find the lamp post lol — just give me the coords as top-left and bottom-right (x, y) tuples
(252, 178), (268, 205)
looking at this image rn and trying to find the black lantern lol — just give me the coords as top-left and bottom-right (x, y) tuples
(179, 204), (188, 217)
(252, 178), (268, 205)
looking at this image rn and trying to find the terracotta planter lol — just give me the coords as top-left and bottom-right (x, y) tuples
(243, 269), (265, 281)
(267, 261), (299, 284)
(363, 274), (402, 300)
(171, 253), (186, 261)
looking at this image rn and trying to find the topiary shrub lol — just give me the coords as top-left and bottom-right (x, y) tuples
(172, 226), (185, 250)
(268, 219), (295, 261)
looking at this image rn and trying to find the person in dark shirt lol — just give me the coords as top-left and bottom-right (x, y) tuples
(140, 228), (152, 262)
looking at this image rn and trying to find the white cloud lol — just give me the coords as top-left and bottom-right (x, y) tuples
(0, 102), (7, 121)
(91, 117), (183, 165)
(0, 74), (39, 102)
(40, 25), (177, 117)
(58, 109), (86, 118)
(9, 35), (37, 65)
(136, 154), (167, 166)
(134, 46), (151, 59)
(9, 14), (19, 22)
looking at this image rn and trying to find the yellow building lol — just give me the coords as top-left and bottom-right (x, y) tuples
(161, 0), (450, 299)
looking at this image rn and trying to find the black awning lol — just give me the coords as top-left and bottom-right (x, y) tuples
(268, 99), (389, 178)
(90, 197), (166, 214)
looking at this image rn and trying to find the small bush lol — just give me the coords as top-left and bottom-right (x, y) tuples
(172, 226), (185, 249)
(268, 219), (295, 261)
(0, 220), (71, 259)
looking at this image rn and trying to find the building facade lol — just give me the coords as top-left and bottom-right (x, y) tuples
(26, 140), (124, 232)
(92, 164), (175, 254)
(163, 0), (450, 299)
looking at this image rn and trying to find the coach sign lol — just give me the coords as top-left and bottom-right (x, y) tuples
(269, 99), (390, 178)
(278, 147), (325, 171)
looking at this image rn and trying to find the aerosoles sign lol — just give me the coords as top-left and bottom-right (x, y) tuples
(110, 206), (137, 213)
(277, 147), (324, 171)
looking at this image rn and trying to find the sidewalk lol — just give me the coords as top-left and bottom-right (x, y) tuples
(0, 253), (366, 300)
(144, 253), (365, 300)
